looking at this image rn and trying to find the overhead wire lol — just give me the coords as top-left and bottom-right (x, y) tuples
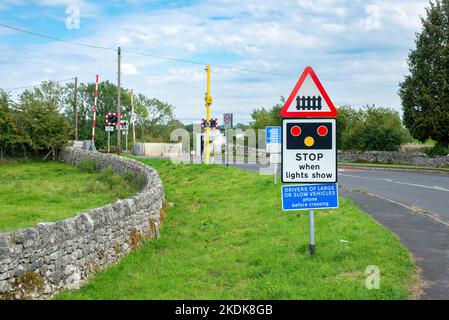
(0, 22), (397, 88)
(4, 78), (76, 91)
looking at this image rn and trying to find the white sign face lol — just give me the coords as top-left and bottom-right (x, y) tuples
(267, 143), (281, 154)
(282, 119), (337, 183)
(284, 75), (334, 115)
(270, 153), (281, 164)
(105, 126), (114, 132)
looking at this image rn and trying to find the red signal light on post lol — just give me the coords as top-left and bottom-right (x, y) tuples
(317, 125), (328, 137)
(291, 126), (302, 137)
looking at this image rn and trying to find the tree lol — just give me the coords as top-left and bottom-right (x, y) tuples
(249, 97), (285, 129)
(399, 0), (449, 149)
(0, 90), (18, 159)
(336, 106), (364, 150)
(337, 105), (411, 151)
(134, 94), (175, 140)
(14, 88), (72, 157)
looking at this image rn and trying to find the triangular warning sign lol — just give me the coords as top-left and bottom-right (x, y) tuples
(280, 66), (337, 118)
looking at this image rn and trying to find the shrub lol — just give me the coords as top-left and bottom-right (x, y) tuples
(337, 105), (412, 152)
(123, 169), (135, 184)
(78, 160), (97, 174)
(136, 175), (146, 190)
(425, 143), (449, 158)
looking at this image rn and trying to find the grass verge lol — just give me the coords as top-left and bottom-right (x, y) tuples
(0, 160), (139, 232)
(56, 158), (417, 300)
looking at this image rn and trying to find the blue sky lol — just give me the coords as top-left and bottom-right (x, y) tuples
(0, 0), (430, 124)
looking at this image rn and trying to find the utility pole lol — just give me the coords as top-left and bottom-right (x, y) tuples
(131, 89), (136, 145)
(204, 65), (212, 165)
(90, 75), (99, 151)
(117, 47), (121, 155)
(74, 76), (78, 141)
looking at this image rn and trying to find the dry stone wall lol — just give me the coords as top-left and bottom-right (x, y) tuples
(338, 151), (449, 168)
(0, 148), (164, 299)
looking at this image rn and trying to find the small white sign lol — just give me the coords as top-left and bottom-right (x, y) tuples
(270, 153), (281, 164)
(267, 143), (281, 154)
(105, 126), (114, 132)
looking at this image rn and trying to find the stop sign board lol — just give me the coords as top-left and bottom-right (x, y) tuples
(280, 66), (338, 184)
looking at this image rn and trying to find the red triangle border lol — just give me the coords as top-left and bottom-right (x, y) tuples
(280, 66), (337, 118)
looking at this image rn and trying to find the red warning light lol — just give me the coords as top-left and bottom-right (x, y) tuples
(291, 126), (302, 137)
(317, 125), (328, 137)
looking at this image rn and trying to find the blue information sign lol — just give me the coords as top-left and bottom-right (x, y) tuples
(266, 126), (282, 144)
(281, 184), (339, 211)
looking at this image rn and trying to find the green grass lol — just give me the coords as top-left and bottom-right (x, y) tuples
(56, 158), (418, 300)
(0, 160), (139, 232)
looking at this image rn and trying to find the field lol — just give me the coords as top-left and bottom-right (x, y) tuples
(57, 158), (418, 300)
(0, 160), (139, 232)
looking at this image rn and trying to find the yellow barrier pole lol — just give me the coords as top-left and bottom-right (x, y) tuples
(205, 65), (212, 164)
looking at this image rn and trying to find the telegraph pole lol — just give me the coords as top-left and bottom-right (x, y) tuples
(117, 47), (121, 155)
(90, 75), (99, 151)
(74, 76), (78, 141)
(204, 65), (212, 165)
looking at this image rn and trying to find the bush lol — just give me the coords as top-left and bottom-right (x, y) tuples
(97, 167), (121, 189)
(0, 86), (72, 158)
(78, 160), (97, 174)
(123, 169), (135, 184)
(136, 175), (146, 189)
(425, 143), (449, 158)
(337, 105), (412, 152)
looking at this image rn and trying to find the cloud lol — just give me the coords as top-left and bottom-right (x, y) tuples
(363, 5), (382, 30)
(0, 0), (431, 123)
(122, 63), (139, 75)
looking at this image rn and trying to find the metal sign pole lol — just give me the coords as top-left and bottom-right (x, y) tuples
(309, 209), (315, 257)
(125, 130), (128, 151)
(107, 131), (110, 153)
(226, 129), (230, 167)
(274, 162), (277, 185)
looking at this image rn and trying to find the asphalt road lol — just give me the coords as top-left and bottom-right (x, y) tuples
(338, 168), (449, 225)
(233, 162), (449, 223)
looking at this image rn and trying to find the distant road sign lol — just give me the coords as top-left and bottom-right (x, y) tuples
(266, 126), (282, 144)
(121, 120), (129, 131)
(281, 184), (339, 211)
(105, 126), (114, 132)
(223, 113), (233, 129)
(282, 119), (337, 183)
(266, 126), (282, 154)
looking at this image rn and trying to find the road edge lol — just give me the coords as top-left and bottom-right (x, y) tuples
(339, 163), (449, 175)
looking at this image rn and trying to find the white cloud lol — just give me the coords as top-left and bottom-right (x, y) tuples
(0, 0), (431, 123)
(363, 5), (382, 30)
(122, 63), (139, 75)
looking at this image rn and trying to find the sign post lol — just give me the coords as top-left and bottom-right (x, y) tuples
(309, 210), (315, 256)
(279, 66), (339, 257)
(105, 126), (114, 153)
(122, 120), (129, 151)
(223, 114), (233, 167)
(266, 126), (282, 185)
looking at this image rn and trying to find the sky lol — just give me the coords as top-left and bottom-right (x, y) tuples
(0, 0), (430, 124)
